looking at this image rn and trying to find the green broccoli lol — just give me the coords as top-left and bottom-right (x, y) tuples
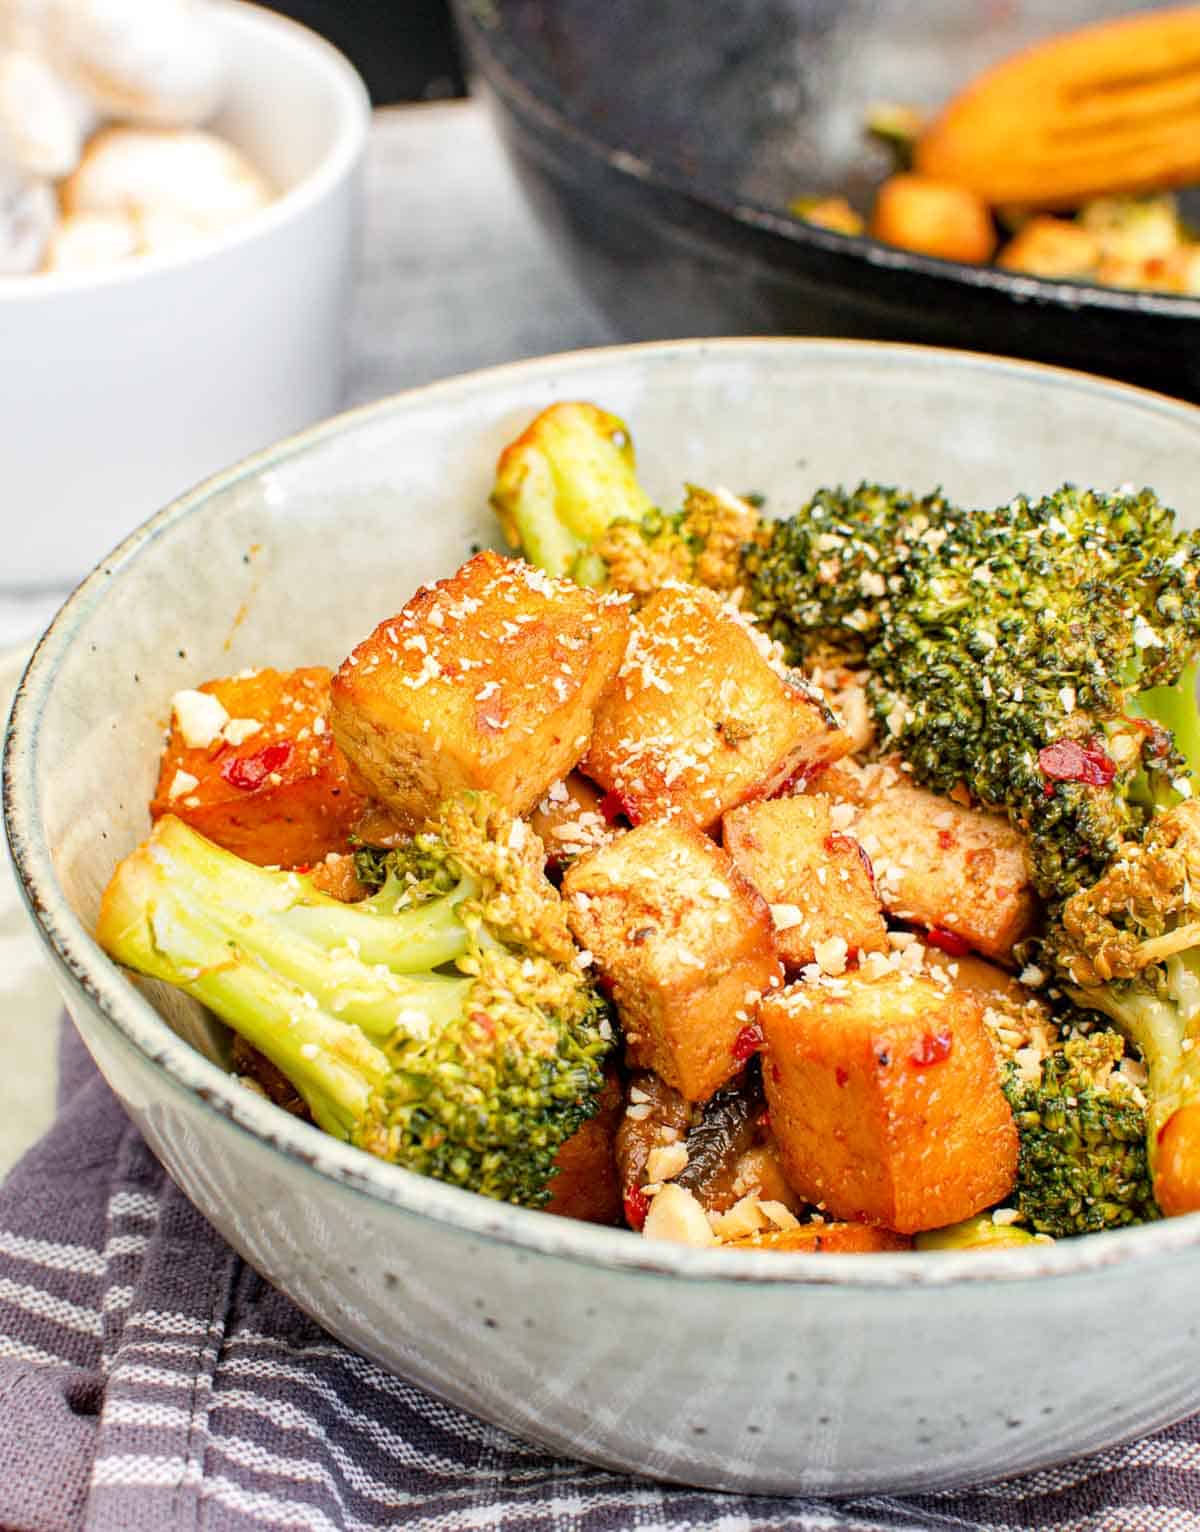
(490, 403), (765, 601)
(491, 400), (655, 586)
(864, 103), (926, 173)
(96, 793), (614, 1207)
(741, 482), (956, 664)
(1044, 799), (1200, 1216)
(1001, 1030), (1159, 1237)
(915, 1214), (1044, 1251)
(747, 482), (1200, 899)
(596, 485), (766, 602)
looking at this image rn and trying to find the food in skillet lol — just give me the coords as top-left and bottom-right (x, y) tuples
(793, 9), (1200, 296)
(97, 400), (1200, 1253)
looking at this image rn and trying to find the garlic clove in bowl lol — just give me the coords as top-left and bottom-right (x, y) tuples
(42, 0), (225, 129)
(0, 165), (56, 273)
(39, 205), (138, 271)
(60, 125), (272, 231)
(0, 47), (84, 178)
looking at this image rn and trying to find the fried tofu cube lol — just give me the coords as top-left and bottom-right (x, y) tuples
(761, 972), (1018, 1233)
(808, 663), (876, 755)
(151, 666), (366, 868)
(584, 583), (850, 830)
(563, 818), (782, 1102)
(722, 1223), (913, 1253)
(723, 795), (888, 970)
(848, 769), (1037, 963)
(805, 758), (873, 806)
(330, 551), (630, 829)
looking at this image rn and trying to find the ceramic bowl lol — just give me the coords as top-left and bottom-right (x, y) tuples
(7, 339), (1200, 1496)
(453, 0), (1200, 402)
(0, 0), (370, 592)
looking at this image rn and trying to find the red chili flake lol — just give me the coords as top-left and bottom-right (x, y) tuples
(756, 1108), (771, 1131)
(624, 1186), (650, 1231)
(221, 740), (293, 791)
(835, 1066), (849, 1088)
(468, 1010), (496, 1043)
(937, 828), (955, 851)
(771, 759), (818, 799)
(291, 863), (313, 875)
(926, 926), (971, 957)
(910, 1030), (954, 1068)
(599, 790), (638, 826)
(731, 1023), (763, 1061)
(1037, 738), (1116, 789)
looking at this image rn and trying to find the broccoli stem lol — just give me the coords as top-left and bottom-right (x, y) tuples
(99, 805), (612, 1204)
(172, 943), (387, 1140)
(490, 402), (656, 583)
(100, 814), (472, 1045)
(1131, 657), (1200, 796)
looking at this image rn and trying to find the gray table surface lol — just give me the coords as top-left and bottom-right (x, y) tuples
(0, 99), (619, 1177)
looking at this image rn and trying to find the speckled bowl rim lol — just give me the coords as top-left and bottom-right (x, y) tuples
(0, 0), (371, 301)
(457, 0), (1200, 323)
(7, 337), (1200, 1291)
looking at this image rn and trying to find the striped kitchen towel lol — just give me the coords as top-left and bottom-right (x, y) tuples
(2, 1022), (1199, 1532)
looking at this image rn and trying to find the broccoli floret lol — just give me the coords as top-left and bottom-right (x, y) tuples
(789, 196), (867, 236)
(1001, 1031), (1159, 1237)
(491, 403), (767, 601)
(871, 485), (1200, 897)
(915, 1214), (1043, 1251)
(741, 482), (956, 665)
(490, 401), (655, 586)
(1045, 799), (1200, 1215)
(746, 482), (1200, 898)
(96, 793), (614, 1207)
(864, 103), (926, 172)
(594, 485), (766, 602)
(1078, 195), (1184, 266)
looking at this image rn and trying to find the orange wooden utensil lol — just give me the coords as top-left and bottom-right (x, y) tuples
(916, 7), (1200, 209)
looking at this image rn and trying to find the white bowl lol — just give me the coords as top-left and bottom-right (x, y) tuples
(0, 0), (369, 591)
(7, 339), (1200, 1494)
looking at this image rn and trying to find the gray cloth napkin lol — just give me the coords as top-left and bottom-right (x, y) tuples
(1, 1022), (1198, 1532)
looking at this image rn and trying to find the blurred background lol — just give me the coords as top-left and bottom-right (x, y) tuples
(266, 0), (465, 102)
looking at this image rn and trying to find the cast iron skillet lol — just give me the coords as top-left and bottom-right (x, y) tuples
(453, 0), (1200, 400)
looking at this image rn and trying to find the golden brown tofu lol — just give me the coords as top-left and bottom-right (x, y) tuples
(585, 583), (850, 830)
(723, 795), (888, 970)
(761, 972), (1018, 1234)
(870, 173), (996, 264)
(848, 772), (1036, 964)
(805, 758), (873, 806)
(563, 818), (782, 1102)
(722, 1223), (913, 1253)
(150, 667), (366, 868)
(330, 551), (630, 829)
(997, 216), (1100, 278)
(809, 664), (876, 756)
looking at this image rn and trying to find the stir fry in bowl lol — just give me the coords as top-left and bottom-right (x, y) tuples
(97, 401), (1200, 1256)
